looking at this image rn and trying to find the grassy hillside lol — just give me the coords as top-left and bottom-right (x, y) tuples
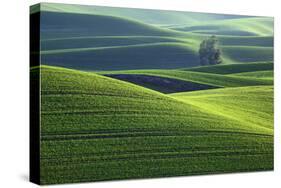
(185, 62), (273, 74)
(171, 17), (273, 36)
(41, 43), (199, 70)
(31, 4), (274, 184)
(36, 3), (252, 26)
(230, 70), (273, 79)
(105, 74), (219, 94)
(221, 46), (273, 63)
(170, 86), (273, 131)
(101, 69), (272, 89)
(41, 36), (190, 51)
(100, 62), (273, 93)
(40, 11), (186, 39)
(40, 38), (274, 70)
(37, 6), (273, 70)
(35, 65), (273, 184)
(218, 36), (273, 47)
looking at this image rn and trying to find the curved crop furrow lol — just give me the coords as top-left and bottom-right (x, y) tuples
(41, 150), (272, 167)
(41, 130), (272, 141)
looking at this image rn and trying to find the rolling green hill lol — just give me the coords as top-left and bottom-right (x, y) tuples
(40, 11), (186, 39)
(230, 70), (273, 79)
(105, 74), (219, 94)
(221, 46), (273, 63)
(30, 3), (274, 184)
(35, 3), (252, 26)
(41, 43), (199, 70)
(184, 62), (273, 74)
(171, 17), (273, 36)
(41, 36), (189, 51)
(36, 65), (273, 184)
(217, 36), (273, 47)
(170, 86), (273, 131)
(36, 5), (273, 70)
(40, 40), (274, 71)
(101, 69), (272, 89)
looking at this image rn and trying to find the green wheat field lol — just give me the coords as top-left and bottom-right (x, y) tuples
(31, 3), (273, 185)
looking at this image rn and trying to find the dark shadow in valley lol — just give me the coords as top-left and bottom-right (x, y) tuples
(105, 74), (219, 94)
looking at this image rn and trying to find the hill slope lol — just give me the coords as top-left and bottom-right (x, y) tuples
(37, 9), (273, 70)
(36, 3), (252, 26)
(105, 74), (219, 94)
(34, 65), (273, 184)
(41, 36), (189, 51)
(221, 46), (273, 63)
(171, 86), (273, 131)
(32, 3), (273, 70)
(217, 36), (273, 47)
(171, 17), (273, 36)
(184, 62), (273, 74)
(101, 69), (272, 91)
(40, 11), (184, 39)
(41, 43), (199, 70)
(230, 70), (273, 79)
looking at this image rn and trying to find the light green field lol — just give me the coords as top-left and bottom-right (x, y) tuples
(230, 70), (273, 79)
(170, 86), (273, 132)
(36, 65), (273, 184)
(170, 17), (273, 36)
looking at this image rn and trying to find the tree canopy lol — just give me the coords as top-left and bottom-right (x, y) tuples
(199, 35), (222, 66)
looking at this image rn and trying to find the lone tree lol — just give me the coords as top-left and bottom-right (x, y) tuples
(199, 35), (222, 66)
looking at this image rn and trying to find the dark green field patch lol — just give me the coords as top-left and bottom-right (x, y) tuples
(184, 62), (273, 74)
(41, 36), (187, 51)
(105, 74), (218, 93)
(222, 46), (273, 63)
(41, 43), (198, 70)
